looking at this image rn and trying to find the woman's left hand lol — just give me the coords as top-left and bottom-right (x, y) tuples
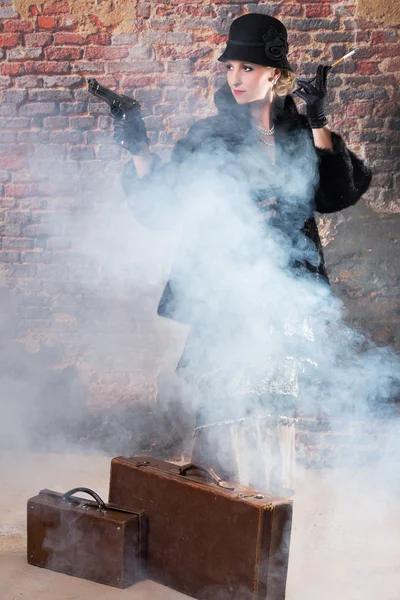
(295, 64), (330, 129)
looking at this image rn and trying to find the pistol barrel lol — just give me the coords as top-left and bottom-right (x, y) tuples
(87, 78), (139, 112)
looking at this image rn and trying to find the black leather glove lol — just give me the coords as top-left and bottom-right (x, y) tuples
(113, 107), (150, 155)
(295, 64), (330, 129)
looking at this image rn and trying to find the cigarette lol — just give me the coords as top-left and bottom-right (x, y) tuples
(330, 49), (357, 69)
(293, 48), (358, 94)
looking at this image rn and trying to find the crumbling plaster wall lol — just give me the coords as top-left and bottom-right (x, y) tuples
(356, 0), (399, 27)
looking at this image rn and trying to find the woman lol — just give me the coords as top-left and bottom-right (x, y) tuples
(115, 13), (372, 494)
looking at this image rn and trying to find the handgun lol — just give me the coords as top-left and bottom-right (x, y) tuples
(87, 78), (141, 119)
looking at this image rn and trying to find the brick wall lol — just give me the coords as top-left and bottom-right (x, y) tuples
(0, 0), (399, 416)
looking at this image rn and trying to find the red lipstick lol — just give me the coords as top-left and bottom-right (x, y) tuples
(233, 90), (245, 96)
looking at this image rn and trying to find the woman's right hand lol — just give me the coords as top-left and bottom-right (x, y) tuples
(113, 107), (150, 156)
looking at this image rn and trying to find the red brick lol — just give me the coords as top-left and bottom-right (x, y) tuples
(166, 59), (191, 74)
(45, 46), (83, 60)
(85, 46), (129, 60)
(281, 4), (303, 16)
(343, 75), (370, 89)
(0, 145), (29, 161)
(37, 16), (57, 30)
(107, 61), (164, 73)
(371, 30), (399, 44)
(68, 146), (96, 161)
(53, 32), (87, 45)
(0, 63), (25, 76)
(1, 156), (23, 169)
(315, 31), (353, 42)
(25, 61), (71, 74)
(0, 33), (22, 48)
(29, 5), (41, 16)
(71, 61), (105, 74)
(373, 75), (397, 86)
(50, 131), (83, 144)
(123, 75), (152, 88)
(5, 185), (36, 198)
(29, 89), (73, 101)
(86, 131), (113, 144)
(60, 101), (87, 115)
(374, 46), (400, 59)
(15, 75), (43, 88)
(86, 102), (109, 115)
(42, 1), (70, 14)
(20, 102), (58, 116)
(346, 103), (372, 118)
(286, 17), (340, 31)
(43, 116), (69, 129)
(70, 116), (97, 129)
(86, 33), (111, 45)
(3, 20), (35, 33)
(356, 63), (380, 76)
(305, 4), (331, 17)
(88, 14), (106, 28)
(17, 130), (49, 144)
(8, 47), (43, 60)
(42, 75), (82, 87)
(24, 33), (53, 47)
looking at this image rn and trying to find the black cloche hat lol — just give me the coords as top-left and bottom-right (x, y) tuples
(218, 13), (293, 71)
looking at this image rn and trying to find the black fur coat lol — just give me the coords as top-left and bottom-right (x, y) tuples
(122, 84), (372, 324)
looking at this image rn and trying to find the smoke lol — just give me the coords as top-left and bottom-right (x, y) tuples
(335, 6), (359, 48)
(45, 93), (398, 490)
(1, 68), (399, 600)
(1, 79), (398, 467)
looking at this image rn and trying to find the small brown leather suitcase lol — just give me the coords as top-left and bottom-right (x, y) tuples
(109, 457), (293, 600)
(27, 487), (145, 588)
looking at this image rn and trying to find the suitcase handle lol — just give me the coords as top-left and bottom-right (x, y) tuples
(62, 487), (107, 511)
(178, 463), (235, 491)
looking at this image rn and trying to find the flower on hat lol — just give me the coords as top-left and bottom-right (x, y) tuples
(263, 26), (289, 61)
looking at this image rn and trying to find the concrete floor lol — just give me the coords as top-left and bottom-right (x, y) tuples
(1, 452), (400, 600)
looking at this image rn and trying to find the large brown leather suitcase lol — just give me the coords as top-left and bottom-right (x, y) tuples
(27, 487), (145, 588)
(109, 457), (292, 600)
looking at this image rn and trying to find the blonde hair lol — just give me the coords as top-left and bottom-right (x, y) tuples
(275, 69), (296, 97)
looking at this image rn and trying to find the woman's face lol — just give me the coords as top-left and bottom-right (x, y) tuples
(225, 60), (280, 104)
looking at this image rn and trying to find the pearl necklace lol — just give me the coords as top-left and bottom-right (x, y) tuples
(253, 124), (275, 147)
(254, 123), (275, 136)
